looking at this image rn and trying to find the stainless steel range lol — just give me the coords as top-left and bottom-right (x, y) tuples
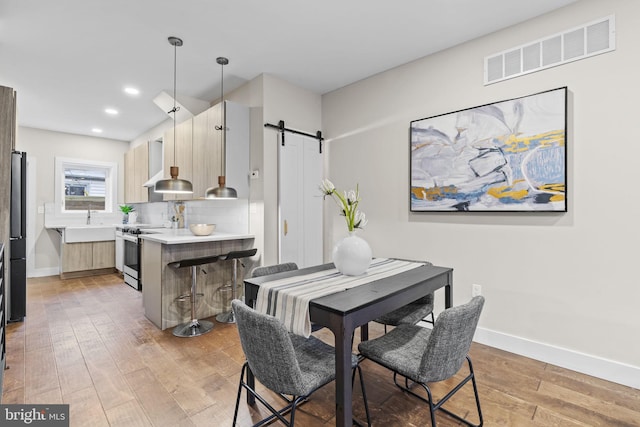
(116, 225), (162, 291)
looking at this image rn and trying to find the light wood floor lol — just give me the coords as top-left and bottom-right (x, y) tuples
(2, 274), (639, 426)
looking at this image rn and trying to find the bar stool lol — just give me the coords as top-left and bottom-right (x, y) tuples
(168, 254), (220, 337)
(216, 248), (258, 323)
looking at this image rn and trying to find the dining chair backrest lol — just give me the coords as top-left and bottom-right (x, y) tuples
(419, 295), (485, 383)
(251, 262), (298, 278)
(231, 299), (307, 396)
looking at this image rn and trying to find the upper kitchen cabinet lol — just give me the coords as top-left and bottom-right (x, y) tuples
(223, 100), (250, 199)
(0, 86), (16, 256)
(163, 118), (193, 201)
(162, 100), (249, 200)
(192, 101), (250, 199)
(124, 141), (149, 203)
(192, 103), (222, 198)
(122, 100), (250, 204)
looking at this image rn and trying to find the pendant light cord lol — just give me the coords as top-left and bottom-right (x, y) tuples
(215, 58), (228, 174)
(172, 40), (178, 163)
(219, 59), (223, 174)
(215, 60), (224, 133)
(155, 36), (192, 194)
(204, 56), (236, 199)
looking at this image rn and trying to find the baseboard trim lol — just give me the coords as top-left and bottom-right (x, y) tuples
(60, 268), (116, 280)
(28, 267), (59, 278)
(474, 327), (640, 390)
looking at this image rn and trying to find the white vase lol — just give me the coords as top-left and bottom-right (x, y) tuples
(332, 231), (372, 276)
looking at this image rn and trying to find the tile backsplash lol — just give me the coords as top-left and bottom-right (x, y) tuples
(132, 199), (249, 234)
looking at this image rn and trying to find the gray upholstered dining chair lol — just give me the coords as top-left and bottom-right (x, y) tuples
(250, 262), (299, 279)
(374, 293), (435, 332)
(358, 295), (485, 427)
(231, 299), (370, 427)
(374, 261), (435, 332)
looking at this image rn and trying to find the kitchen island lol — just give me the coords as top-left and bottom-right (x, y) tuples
(139, 229), (256, 330)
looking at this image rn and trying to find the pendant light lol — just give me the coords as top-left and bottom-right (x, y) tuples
(155, 36), (193, 194)
(205, 57), (237, 199)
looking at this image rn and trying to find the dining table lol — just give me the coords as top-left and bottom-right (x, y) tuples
(244, 259), (453, 427)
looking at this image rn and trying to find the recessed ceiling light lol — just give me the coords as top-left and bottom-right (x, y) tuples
(105, 108), (119, 115)
(92, 128), (103, 133)
(124, 87), (140, 96)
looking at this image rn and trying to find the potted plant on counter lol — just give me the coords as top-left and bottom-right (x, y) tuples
(119, 204), (135, 224)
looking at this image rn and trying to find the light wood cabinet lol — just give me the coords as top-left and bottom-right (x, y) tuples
(61, 241), (115, 275)
(61, 242), (93, 272)
(0, 86), (16, 275)
(124, 149), (135, 202)
(223, 101), (250, 199)
(0, 88), (15, 398)
(192, 104), (223, 197)
(134, 142), (149, 203)
(92, 241), (116, 269)
(141, 237), (255, 330)
(0, 244), (7, 395)
(161, 100), (249, 200)
(124, 141), (149, 203)
(163, 119), (193, 201)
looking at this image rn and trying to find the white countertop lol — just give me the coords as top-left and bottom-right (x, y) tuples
(45, 223), (120, 229)
(138, 228), (254, 245)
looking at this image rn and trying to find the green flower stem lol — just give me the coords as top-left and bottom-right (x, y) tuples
(320, 179), (366, 233)
(329, 185), (358, 232)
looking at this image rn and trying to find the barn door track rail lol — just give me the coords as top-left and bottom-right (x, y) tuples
(264, 120), (324, 153)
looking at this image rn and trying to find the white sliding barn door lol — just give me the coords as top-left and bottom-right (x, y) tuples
(278, 133), (323, 268)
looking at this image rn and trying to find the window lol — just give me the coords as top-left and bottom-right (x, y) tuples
(55, 157), (117, 213)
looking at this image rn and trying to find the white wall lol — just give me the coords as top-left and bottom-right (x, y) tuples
(261, 74), (323, 266)
(16, 127), (129, 276)
(226, 74), (322, 267)
(226, 76), (266, 265)
(129, 117), (172, 149)
(322, 0), (640, 388)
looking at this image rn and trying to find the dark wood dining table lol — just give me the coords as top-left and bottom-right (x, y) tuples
(244, 261), (453, 427)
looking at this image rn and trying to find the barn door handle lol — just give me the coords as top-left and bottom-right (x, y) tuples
(284, 220), (288, 236)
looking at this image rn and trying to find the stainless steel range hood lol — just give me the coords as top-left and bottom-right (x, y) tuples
(143, 170), (164, 188)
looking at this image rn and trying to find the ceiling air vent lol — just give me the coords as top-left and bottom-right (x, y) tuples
(484, 15), (615, 85)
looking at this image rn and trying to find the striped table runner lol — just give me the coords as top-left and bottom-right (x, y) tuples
(255, 258), (426, 337)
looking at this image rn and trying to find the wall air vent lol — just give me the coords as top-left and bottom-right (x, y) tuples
(484, 15), (615, 85)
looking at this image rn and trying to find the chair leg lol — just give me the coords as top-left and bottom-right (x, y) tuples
(423, 383), (438, 427)
(233, 363), (247, 426)
(234, 362), (299, 427)
(289, 397), (299, 427)
(217, 258), (240, 323)
(391, 357), (483, 427)
(468, 357), (484, 427)
(349, 339), (371, 425)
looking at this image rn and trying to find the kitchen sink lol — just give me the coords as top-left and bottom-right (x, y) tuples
(63, 225), (116, 243)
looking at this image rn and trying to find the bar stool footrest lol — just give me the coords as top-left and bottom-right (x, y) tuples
(175, 292), (204, 302)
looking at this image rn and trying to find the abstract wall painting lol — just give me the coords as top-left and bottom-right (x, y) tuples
(410, 87), (567, 212)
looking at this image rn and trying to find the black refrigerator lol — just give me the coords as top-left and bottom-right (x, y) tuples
(9, 150), (26, 322)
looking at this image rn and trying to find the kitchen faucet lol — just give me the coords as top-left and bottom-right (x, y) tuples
(87, 207), (91, 225)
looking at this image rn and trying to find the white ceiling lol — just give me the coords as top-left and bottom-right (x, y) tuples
(0, 0), (578, 142)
